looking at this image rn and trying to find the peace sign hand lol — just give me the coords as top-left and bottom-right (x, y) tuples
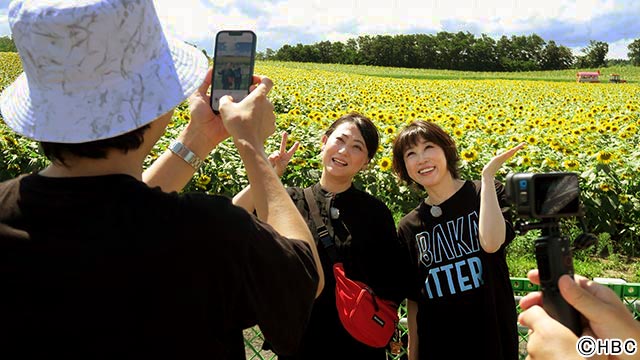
(269, 131), (300, 177)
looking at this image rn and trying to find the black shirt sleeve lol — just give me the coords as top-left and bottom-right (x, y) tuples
(238, 217), (319, 355)
(183, 193), (319, 356)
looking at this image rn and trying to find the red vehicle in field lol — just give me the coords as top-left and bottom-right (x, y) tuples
(576, 70), (600, 83)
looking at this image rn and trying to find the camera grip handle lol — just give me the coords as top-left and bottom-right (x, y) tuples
(535, 236), (583, 336)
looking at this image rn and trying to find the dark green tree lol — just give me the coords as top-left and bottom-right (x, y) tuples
(0, 36), (17, 52)
(344, 38), (359, 64)
(628, 38), (640, 66)
(581, 40), (608, 67)
(414, 34), (437, 69)
(468, 34), (499, 71)
(540, 40), (574, 70)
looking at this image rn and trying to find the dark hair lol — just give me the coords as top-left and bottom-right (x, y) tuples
(40, 125), (150, 166)
(325, 112), (379, 160)
(392, 120), (460, 185)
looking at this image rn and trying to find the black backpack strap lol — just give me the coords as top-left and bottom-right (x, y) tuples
(303, 186), (339, 263)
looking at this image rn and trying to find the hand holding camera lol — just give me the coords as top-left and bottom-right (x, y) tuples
(506, 172), (583, 335)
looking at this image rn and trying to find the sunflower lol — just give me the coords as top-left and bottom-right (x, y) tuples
(378, 157), (392, 171)
(596, 151), (614, 164)
(563, 159), (579, 170)
(461, 149), (478, 162)
(542, 158), (558, 168)
(384, 125), (396, 135)
(599, 183), (611, 192)
(196, 174), (211, 188)
(519, 155), (532, 166)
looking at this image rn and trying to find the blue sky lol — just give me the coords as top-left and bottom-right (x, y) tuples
(1, 0), (638, 59)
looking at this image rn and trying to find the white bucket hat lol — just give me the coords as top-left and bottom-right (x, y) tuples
(0, 0), (208, 143)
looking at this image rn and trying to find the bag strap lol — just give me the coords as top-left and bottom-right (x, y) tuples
(303, 186), (339, 263)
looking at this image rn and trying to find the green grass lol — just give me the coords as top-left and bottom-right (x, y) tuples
(506, 231), (640, 283)
(258, 59), (640, 83)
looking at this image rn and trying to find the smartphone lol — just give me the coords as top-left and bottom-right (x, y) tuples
(210, 30), (257, 113)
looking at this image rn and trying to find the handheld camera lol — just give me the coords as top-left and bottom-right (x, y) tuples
(505, 172), (583, 336)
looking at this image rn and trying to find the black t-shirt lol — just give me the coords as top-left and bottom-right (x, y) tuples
(0, 173), (319, 360)
(397, 180), (518, 360)
(276, 184), (409, 360)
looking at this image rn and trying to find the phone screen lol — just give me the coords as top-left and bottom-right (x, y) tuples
(210, 30), (257, 112)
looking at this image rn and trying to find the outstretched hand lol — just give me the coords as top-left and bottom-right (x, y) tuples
(269, 132), (300, 177)
(482, 142), (526, 178)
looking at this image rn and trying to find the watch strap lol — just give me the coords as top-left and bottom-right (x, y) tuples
(168, 141), (204, 170)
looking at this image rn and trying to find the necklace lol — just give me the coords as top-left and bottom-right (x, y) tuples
(426, 197), (443, 217)
(330, 206), (340, 219)
(430, 204), (442, 217)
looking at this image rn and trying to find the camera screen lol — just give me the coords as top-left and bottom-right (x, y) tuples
(211, 31), (256, 111)
(533, 174), (580, 217)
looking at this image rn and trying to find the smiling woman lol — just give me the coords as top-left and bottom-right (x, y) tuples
(391, 120), (525, 360)
(232, 112), (411, 359)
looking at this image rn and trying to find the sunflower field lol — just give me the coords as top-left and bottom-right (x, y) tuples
(2, 52), (640, 261)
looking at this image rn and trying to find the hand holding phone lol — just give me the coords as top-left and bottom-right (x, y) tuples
(210, 30), (257, 114)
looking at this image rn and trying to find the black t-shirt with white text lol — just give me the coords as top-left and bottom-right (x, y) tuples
(397, 180), (518, 360)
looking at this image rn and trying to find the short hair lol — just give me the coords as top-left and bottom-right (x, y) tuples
(40, 125), (150, 166)
(392, 120), (460, 186)
(325, 112), (379, 160)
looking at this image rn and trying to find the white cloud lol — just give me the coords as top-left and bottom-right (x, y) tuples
(260, 0), (625, 37)
(607, 38), (633, 59)
(263, 0), (363, 31)
(0, 8), (10, 37)
(569, 38), (631, 60)
(154, 0), (259, 51)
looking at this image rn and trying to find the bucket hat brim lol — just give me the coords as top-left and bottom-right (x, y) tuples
(0, 36), (208, 143)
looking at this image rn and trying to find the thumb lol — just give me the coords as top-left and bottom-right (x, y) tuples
(218, 95), (234, 108)
(518, 305), (549, 331)
(557, 275), (602, 321)
(244, 76), (273, 101)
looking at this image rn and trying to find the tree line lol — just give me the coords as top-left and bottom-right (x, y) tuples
(258, 32), (640, 72)
(3, 33), (640, 71)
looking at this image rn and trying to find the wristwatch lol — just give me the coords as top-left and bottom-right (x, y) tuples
(168, 141), (203, 170)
